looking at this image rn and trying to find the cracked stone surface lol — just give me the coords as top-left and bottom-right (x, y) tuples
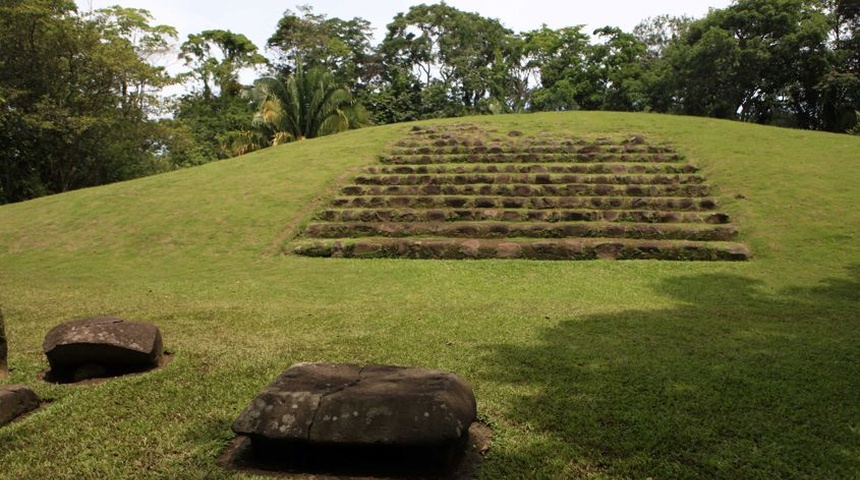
(232, 363), (477, 447)
(0, 385), (39, 426)
(42, 317), (163, 381)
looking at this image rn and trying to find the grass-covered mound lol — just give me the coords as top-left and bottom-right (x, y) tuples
(0, 112), (858, 479)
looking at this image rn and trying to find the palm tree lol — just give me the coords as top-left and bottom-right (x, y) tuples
(250, 63), (368, 145)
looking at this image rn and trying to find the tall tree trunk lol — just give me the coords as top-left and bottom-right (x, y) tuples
(0, 307), (8, 378)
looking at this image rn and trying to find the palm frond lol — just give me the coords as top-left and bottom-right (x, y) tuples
(248, 63), (365, 144)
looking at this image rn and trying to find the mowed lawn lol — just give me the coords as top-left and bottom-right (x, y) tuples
(0, 112), (858, 479)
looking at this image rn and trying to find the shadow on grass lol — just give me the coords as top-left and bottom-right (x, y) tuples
(479, 266), (859, 479)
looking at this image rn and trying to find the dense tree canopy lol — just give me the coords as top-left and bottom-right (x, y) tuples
(179, 29), (267, 99)
(266, 6), (375, 91)
(2, 0), (858, 204)
(379, 3), (522, 118)
(0, 0), (176, 203)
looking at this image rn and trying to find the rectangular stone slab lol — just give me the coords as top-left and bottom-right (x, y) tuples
(232, 363), (477, 449)
(232, 363), (361, 440)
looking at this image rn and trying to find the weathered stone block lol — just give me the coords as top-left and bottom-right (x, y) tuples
(0, 385), (39, 426)
(232, 363), (477, 472)
(43, 317), (163, 382)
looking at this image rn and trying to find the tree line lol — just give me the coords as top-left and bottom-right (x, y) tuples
(1, 0), (858, 204)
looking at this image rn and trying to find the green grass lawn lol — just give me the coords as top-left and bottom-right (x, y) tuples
(0, 112), (858, 479)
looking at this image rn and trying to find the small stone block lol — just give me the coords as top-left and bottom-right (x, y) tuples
(0, 385), (40, 426)
(43, 317), (163, 382)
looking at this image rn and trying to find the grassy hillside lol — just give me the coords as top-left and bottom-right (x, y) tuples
(0, 112), (858, 479)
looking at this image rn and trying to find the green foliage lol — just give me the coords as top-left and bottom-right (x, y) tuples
(178, 29), (267, 99)
(167, 29), (268, 164)
(266, 5), (375, 91)
(378, 3), (522, 118)
(4, 0), (860, 204)
(249, 62), (368, 146)
(169, 93), (257, 164)
(651, 0), (855, 130)
(0, 0), (176, 204)
(365, 0), (859, 132)
(521, 25), (591, 111)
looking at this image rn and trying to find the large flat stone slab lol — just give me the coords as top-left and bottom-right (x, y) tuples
(232, 363), (477, 475)
(0, 385), (40, 426)
(43, 316), (163, 382)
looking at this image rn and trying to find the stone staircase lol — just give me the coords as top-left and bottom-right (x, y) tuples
(292, 124), (750, 261)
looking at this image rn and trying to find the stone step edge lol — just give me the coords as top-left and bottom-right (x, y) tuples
(301, 222), (739, 242)
(291, 238), (751, 261)
(352, 173), (707, 186)
(315, 209), (731, 224)
(330, 195), (720, 211)
(379, 154), (683, 165)
(364, 163), (701, 175)
(341, 184), (712, 198)
(385, 146), (677, 156)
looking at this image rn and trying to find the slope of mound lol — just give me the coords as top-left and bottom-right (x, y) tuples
(0, 112), (858, 480)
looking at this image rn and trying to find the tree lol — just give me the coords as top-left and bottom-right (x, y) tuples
(816, 0), (860, 132)
(249, 62), (368, 146)
(584, 27), (649, 111)
(179, 29), (267, 99)
(378, 4), (522, 118)
(521, 25), (648, 112)
(633, 15), (694, 113)
(657, 0), (832, 126)
(521, 25), (591, 111)
(266, 5), (374, 93)
(167, 95), (258, 164)
(171, 30), (267, 163)
(634, 15), (695, 58)
(0, 0), (177, 204)
(90, 6), (176, 116)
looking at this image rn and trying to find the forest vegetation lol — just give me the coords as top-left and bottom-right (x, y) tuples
(1, 0), (858, 204)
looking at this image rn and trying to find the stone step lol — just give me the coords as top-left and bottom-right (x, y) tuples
(379, 152), (683, 165)
(386, 144), (676, 156)
(363, 163), (700, 175)
(303, 221), (738, 242)
(340, 183), (712, 198)
(353, 173), (706, 186)
(330, 195), (719, 211)
(292, 237), (751, 261)
(292, 125), (749, 262)
(316, 208), (730, 225)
